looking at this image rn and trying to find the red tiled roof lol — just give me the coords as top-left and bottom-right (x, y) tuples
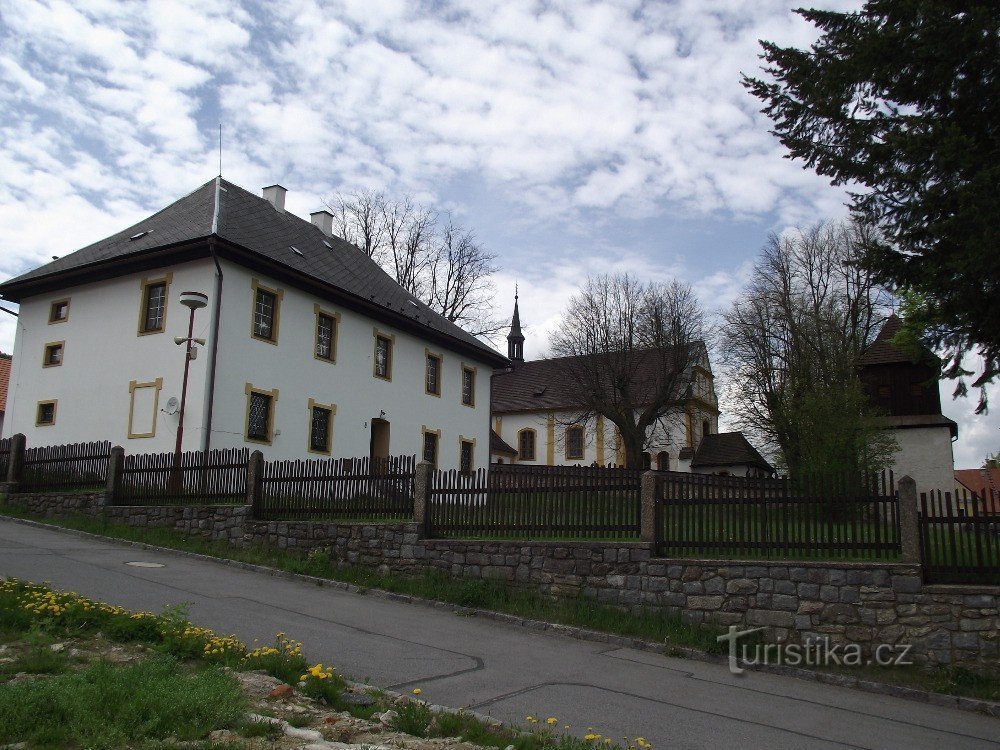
(954, 468), (1000, 513)
(0, 354), (10, 413)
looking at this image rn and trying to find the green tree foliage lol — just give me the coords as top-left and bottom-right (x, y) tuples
(743, 2), (1000, 405)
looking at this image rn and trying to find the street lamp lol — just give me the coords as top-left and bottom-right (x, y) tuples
(170, 291), (208, 491)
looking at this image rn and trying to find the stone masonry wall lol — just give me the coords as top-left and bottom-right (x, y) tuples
(3, 490), (997, 671)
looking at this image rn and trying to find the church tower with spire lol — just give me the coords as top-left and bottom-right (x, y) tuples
(507, 288), (524, 364)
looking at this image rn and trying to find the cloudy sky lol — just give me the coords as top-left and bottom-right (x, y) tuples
(0, 0), (995, 466)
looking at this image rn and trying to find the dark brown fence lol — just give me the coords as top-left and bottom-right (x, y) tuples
(114, 448), (249, 506)
(919, 488), (1000, 585)
(0, 438), (10, 483)
(655, 470), (900, 560)
(20, 441), (111, 492)
(428, 463), (642, 539)
(257, 455), (416, 521)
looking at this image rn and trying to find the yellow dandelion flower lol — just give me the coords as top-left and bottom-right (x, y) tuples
(412, 688), (422, 695)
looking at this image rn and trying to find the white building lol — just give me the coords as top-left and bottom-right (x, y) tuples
(489, 295), (771, 474)
(0, 178), (507, 471)
(860, 315), (957, 495)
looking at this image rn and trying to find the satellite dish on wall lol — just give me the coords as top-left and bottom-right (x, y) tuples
(163, 397), (180, 415)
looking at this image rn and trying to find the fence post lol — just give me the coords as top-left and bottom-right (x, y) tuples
(5, 433), (25, 490)
(104, 445), (124, 506)
(413, 460), (434, 538)
(640, 470), (659, 553)
(897, 475), (921, 565)
(247, 450), (264, 518)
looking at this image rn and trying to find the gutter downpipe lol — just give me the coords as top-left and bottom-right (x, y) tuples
(201, 178), (224, 454)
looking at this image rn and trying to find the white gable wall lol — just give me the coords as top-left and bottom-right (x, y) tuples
(3, 259), (215, 450)
(890, 425), (956, 497)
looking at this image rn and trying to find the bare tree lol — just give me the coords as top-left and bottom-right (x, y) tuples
(426, 221), (501, 337)
(328, 189), (387, 260)
(326, 190), (502, 340)
(549, 274), (707, 469)
(721, 219), (897, 475)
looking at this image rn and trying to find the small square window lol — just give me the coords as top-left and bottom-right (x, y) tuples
(910, 383), (924, 397)
(423, 430), (439, 467)
(49, 300), (69, 323)
(461, 367), (475, 406)
(877, 385), (891, 398)
(36, 401), (56, 426)
(460, 439), (474, 475)
(141, 282), (167, 333)
(425, 353), (441, 395)
(310, 405), (332, 453)
(374, 334), (392, 379)
(43, 342), (64, 367)
(315, 312), (337, 361)
(247, 391), (273, 442)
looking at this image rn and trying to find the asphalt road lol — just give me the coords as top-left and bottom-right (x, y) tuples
(1, 519), (997, 750)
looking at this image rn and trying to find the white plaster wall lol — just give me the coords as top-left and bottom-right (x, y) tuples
(3, 259), (216, 450)
(891, 426), (956, 497)
(493, 409), (694, 468)
(207, 262), (494, 470)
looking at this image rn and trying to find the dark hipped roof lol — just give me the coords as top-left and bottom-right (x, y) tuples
(691, 432), (774, 473)
(491, 346), (701, 413)
(0, 178), (506, 366)
(490, 429), (517, 455)
(859, 314), (936, 367)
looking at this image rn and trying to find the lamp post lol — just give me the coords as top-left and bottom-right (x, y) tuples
(170, 291), (208, 491)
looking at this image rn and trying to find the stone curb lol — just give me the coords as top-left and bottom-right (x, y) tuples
(3, 513), (998, 719)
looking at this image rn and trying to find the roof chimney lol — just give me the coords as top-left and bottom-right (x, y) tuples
(262, 184), (286, 213)
(310, 210), (333, 237)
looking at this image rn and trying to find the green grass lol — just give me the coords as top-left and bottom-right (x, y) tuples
(0, 630), (71, 678)
(0, 654), (247, 749)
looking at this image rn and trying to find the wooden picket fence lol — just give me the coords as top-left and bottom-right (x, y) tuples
(0, 438), (10, 484)
(113, 448), (249, 506)
(257, 455), (416, 521)
(655, 470), (900, 560)
(428, 463), (643, 540)
(20, 441), (111, 492)
(919, 487), (1000, 585)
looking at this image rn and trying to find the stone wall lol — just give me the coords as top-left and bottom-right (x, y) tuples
(3, 490), (997, 671)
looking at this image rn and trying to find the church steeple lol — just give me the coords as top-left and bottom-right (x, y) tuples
(507, 287), (524, 363)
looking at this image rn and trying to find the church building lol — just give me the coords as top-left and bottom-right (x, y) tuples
(489, 294), (773, 476)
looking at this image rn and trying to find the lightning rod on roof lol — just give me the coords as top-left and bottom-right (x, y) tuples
(219, 124), (223, 177)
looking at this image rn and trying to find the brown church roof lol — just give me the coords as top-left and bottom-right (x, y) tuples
(491, 346), (698, 413)
(859, 314), (936, 367)
(490, 429), (517, 456)
(691, 432), (774, 473)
